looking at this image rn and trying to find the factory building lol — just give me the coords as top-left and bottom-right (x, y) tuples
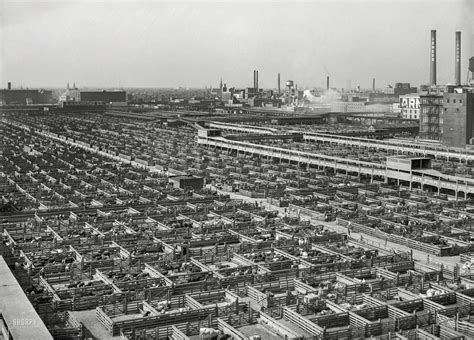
(331, 101), (366, 113)
(369, 94), (400, 104)
(369, 83), (418, 104)
(247, 88), (259, 98)
(0, 83), (53, 105)
(383, 83), (418, 96)
(80, 90), (127, 104)
(399, 94), (421, 120)
(250, 97), (282, 108)
(59, 86), (127, 106)
(417, 29), (474, 147)
(440, 89), (474, 148)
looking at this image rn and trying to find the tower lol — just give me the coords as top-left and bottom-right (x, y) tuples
(278, 73), (281, 95)
(430, 30), (437, 86)
(256, 70), (259, 92)
(455, 31), (461, 85)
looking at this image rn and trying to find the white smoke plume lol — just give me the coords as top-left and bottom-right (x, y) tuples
(303, 88), (341, 103)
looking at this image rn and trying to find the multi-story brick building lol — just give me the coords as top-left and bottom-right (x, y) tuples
(441, 89), (474, 148)
(399, 94), (420, 120)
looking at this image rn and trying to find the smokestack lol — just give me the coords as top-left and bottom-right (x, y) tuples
(372, 78), (375, 91)
(256, 70), (259, 92)
(430, 30), (437, 86)
(7, 82), (11, 90)
(253, 70), (256, 89)
(278, 73), (281, 94)
(455, 31), (461, 85)
(326, 76), (329, 90)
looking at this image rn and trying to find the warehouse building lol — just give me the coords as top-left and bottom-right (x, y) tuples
(59, 86), (127, 106)
(80, 90), (127, 104)
(0, 82), (53, 105)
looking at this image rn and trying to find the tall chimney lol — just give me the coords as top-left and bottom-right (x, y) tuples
(7, 82), (11, 90)
(455, 31), (461, 85)
(326, 76), (330, 90)
(253, 70), (256, 89)
(372, 78), (375, 91)
(430, 30), (437, 86)
(278, 73), (281, 94)
(256, 70), (259, 92)
(257, 71), (259, 91)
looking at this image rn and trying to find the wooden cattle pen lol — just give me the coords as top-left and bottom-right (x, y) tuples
(2, 113), (474, 339)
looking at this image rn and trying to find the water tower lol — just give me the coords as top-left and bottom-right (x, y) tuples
(285, 80), (295, 105)
(468, 57), (474, 85)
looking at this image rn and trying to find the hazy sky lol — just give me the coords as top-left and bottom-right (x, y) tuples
(1, 0), (473, 89)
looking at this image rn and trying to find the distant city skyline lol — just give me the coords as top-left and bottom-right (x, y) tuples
(1, 0), (473, 89)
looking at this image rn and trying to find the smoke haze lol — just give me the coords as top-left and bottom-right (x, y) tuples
(1, 0), (472, 89)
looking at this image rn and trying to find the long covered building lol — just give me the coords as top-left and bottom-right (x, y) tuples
(199, 122), (474, 198)
(59, 88), (127, 105)
(0, 88), (53, 105)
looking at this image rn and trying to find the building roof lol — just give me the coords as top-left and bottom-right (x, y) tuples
(399, 93), (420, 98)
(0, 256), (53, 340)
(387, 155), (431, 160)
(169, 175), (201, 180)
